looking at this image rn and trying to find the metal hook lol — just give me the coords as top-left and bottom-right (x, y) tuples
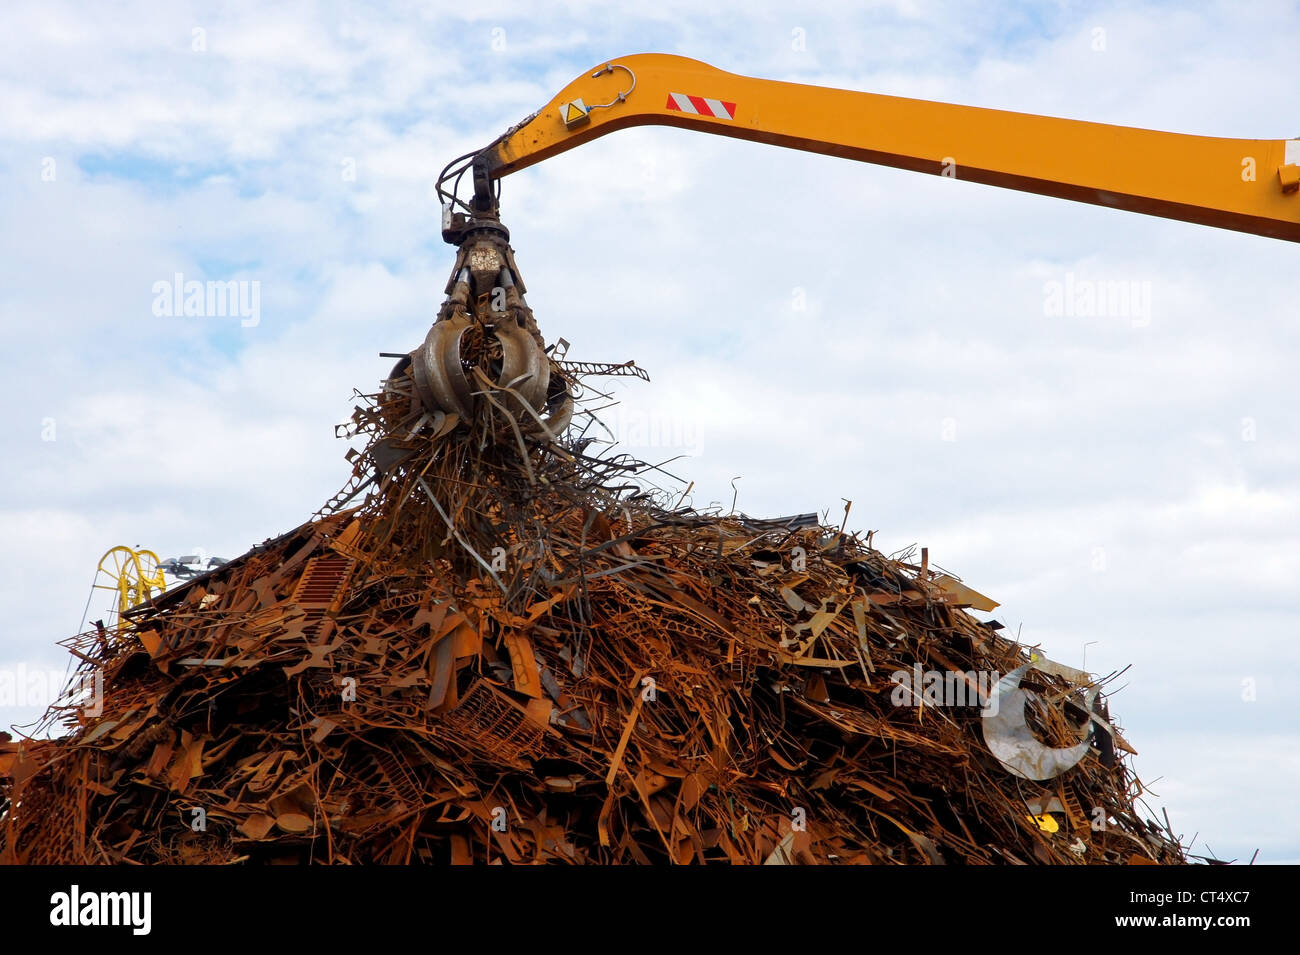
(587, 62), (636, 110)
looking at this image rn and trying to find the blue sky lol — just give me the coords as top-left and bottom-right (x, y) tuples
(2, 0), (1298, 863)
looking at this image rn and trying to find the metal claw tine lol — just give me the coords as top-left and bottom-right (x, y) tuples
(419, 312), (475, 418)
(496, 322), (547, 410)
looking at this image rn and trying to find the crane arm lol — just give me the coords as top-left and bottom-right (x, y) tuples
(412, 54), (1296, 439)
(461, 53), (1299, 242)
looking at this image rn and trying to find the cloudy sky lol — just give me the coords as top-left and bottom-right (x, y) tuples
(2, 0), (1297, 863)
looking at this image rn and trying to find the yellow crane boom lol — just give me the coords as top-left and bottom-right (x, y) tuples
(416, 54), (1297, 438)
(454, 52), (1299, 242)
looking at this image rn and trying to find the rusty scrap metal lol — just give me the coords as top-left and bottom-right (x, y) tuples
(0, 212), (1185, 864)
(0, 373), (1185, 864)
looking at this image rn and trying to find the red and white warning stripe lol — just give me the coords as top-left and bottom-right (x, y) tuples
(665, 92), (737, 120)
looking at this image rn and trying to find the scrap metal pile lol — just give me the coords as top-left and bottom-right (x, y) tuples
(1, 215), (1185, 865)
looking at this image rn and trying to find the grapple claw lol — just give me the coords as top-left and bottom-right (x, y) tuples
(395, 210), (574, 443)
(529, 391), (574, 440)
(415, 309), (475, 420)
(495, 319), (549, 410)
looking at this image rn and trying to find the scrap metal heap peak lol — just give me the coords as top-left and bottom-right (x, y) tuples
(1, 230), (1184, 864)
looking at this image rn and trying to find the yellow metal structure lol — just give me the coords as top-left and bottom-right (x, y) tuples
(93, 546), (167, 623)
(480, 53), (1300, 242)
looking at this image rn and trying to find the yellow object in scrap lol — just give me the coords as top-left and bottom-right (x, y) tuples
(93, 546), (167, 624)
